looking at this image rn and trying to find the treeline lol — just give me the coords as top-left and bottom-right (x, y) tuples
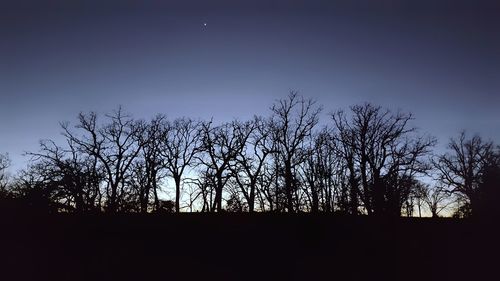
(1, 92), (499, 217)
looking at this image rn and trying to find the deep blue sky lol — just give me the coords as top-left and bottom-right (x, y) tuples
(1, 0), (499, 171)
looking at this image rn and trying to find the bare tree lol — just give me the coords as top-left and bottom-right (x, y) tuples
(332, 103), (435, 216)
(187, 167), (217, 212)
(8, 160), (78, 213)
(197, 120), (253, 212)
(419, 184), (452, 218)
(269, 92), (322, 212)
(161, 117), (201, 212)
(230, 116), (273, 212)
(255, 159), (279, 212)
(130, 115), (169, 213)
(182, 177), (205, 212)
(434, 131), (495, 217)
(62, 107), (146, 213)
(301, 129), (338, 212)
(26, 139), (103, 213)
(5, 96), (481, 218)
(332, 114), (360, 214)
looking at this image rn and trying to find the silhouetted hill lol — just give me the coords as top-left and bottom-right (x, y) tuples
(1, 213), (498, 281)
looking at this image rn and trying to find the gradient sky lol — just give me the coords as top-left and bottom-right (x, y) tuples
(1, 0), (499, 172)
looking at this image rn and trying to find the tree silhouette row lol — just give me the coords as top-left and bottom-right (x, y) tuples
(1, 92), (499, 217)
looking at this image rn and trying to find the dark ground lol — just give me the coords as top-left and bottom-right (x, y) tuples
(1, 212), (499, 281)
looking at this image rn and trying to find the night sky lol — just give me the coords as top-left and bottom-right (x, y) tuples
(1, 0), (499, 171)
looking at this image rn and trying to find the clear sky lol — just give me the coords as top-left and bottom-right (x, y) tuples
(1, 0), (499, 172)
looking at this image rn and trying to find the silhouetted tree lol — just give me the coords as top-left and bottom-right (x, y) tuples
(8, 94), (500, 218)
(26, 139), (103, 212)
(130, 115), (169, 213)
(192, 167), (218, 212)
(197, 120), (253, 212)
(183, 178), (205, 212)
(332, 103), (435, 216)
(269, 92), (322, 212)
(419, 184), (451, 218)
(255, 159), (279, 212)
(332, 116), (360, 215)
(434, 132), (496, 217)
(8, 163), (69, 213)
(230, 116), (274, 212)
(301, 129), (339, 212)
(62, 107), (147, 213)
(161, 117), (201, 212)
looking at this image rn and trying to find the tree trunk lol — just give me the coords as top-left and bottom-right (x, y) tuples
(174, 175), (181, 213)
(372, 173), (385, 216)
(139, 188), (148, 213)
(107, 183), (118, 213)
(153, 186), (159, 212)
(284, 160), (294, 213)
(248, 181), (255, 212)
(310, 181), (319, 213)
(348, 164), (359, 215)
(214, 174), (224, 212)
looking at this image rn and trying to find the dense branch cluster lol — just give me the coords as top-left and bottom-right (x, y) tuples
(1, 93), (499, 217)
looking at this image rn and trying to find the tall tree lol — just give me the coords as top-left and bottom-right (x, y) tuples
(332, 103), (435, 216)
(198, 120), (252, 212)
(434, 132), (496, 217)
(131, 115), (168, 213)
(332, 114), (360, 214)
(230, 116), (273, 212)
(162, 117), (201, 212)
(62, 107), (146, 213)
(269, 92), (322, 212)
(301, 129), (338, 212)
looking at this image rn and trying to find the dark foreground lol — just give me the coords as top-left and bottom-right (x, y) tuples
(1, 213), (498, 281)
